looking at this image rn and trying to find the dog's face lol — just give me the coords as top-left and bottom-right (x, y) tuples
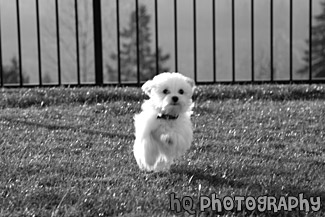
(142, 72), (195, 116)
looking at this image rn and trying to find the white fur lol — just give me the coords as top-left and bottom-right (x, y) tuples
(133, 72), (195, 172)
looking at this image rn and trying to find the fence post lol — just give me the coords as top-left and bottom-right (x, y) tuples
(93, 0), (103, 85)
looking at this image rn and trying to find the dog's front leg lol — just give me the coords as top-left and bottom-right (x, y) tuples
(151, 127), (175, 158)
(160, 134), (173, 146)
(152, 127), (173, 146)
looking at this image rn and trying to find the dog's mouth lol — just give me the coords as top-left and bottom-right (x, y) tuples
(161, 102), (182, 116)
(170, 102), (179, 106)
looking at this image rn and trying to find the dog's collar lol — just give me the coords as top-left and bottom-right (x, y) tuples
(157, 113), (179, 120)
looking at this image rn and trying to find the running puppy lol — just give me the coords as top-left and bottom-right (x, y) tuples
(133, 72), (195, 172)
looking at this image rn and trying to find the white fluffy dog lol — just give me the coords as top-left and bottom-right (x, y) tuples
(133, 72), (195, 172)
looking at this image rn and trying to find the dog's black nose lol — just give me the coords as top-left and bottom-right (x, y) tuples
(172, 96), (178, 103)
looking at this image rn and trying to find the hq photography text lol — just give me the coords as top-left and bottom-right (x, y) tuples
(169, 193), (321, 215)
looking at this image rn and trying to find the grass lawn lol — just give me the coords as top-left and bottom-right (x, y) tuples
(0, 85), (325, 216)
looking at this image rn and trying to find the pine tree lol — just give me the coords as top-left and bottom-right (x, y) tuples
(1, 56), (29, 84)
(107, 5), (170, 82)
(298, 0), (325, 78)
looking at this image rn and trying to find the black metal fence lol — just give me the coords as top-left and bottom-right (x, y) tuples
(0, 0), (324, 88)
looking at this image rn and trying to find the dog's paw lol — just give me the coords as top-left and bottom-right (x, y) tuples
(151, 129), (173, 145)
(161, 134), (173, 146)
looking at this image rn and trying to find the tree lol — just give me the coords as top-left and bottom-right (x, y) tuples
(107, 5), (170, 82)
(42, 73), (52, 84)
(43, 2), (167, 83)
(1, 56), (29, 84)
(42, 1), (133, 83)
(298, 0), (325, 78)
(42, 1), (94, 83)
(255, 49), (278, 80)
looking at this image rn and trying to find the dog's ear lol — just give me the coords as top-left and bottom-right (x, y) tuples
(185, 77), (195, 91)
(142, 79), (154, 96)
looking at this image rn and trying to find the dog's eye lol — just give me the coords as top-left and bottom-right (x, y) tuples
(163, 89), (169, 94)
(179, 89), (184, 95)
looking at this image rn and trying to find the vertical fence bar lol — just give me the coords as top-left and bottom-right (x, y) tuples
(116, 0), (121, 84)
(36, 0), (42, 86)
(174, 0), (178, 72)
(289, 0), (293, 82)
(93, 0), (103, 85)
(75, 0), (80, 85)
(251, 0), (255, 82)
(193, 0), (197, 83)
(212, 0), (216, 82)
(155, 0), (159, 75)
(16, 0), (23, 86)
(0, 4), (3, 87)
(135, 0), (140, 85)
(309, 0), (312, 82)
(270, 0), (274, 81)
(55, 0), (61, 85)
(232, 0), (235, 82)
